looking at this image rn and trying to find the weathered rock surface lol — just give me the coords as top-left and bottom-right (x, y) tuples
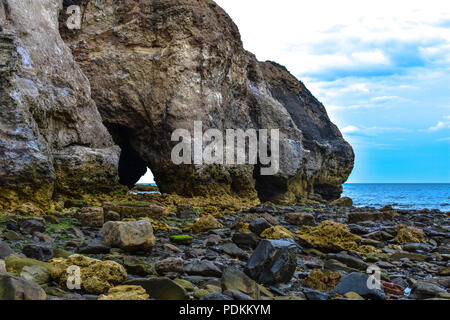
(0, 274), (47, 300)
(0, 0), (121, 210)
(102, 220), (156, 252)
(245, 239), (298, 285)
(59, 0), (354, 203)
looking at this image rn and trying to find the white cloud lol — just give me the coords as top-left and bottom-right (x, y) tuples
(429, 116), (450, 131)
(341, 125), (361, 134)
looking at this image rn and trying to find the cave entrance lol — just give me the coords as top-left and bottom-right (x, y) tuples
(137, 168), (156, 185)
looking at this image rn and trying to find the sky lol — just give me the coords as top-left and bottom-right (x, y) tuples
(139, 0), (450, 184)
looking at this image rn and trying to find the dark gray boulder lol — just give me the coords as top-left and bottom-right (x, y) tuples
(245, 239), (299, 285)
(332, 272), (386, 300)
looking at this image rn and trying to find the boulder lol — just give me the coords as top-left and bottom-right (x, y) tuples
(296, 221), (361, 252)
(0, 0), (121, 210)
(284, 212), (316, 226)
(192, 215), (224, 233)
(245, 239), (298, 285)
(19, 220), (45, 234)
(50, 254), (127, 294)
(102, 220), (156, 252)
(4, 254), (52, 274)
(221, 267), (260, 299)
(155, 257), (185, 275)
(98, 285), (150, 301)
(79, 207), (104, 228)
(395, 225), (427, 244)
(232, 232), (260, 249)
(332, 272), (385, 300)
(330, 197), (353, 207)
(0, 241), (14, 259)
(0, 274), (47, 300)
(22, 244), (54, 261)
(249, 218), (272, 236)
(260, 226), (295, 240)
(302, 269), (341, 291)
(124, 277), (189, 300)
(20, 265), (51, 285)
(59, 0), (353, 203)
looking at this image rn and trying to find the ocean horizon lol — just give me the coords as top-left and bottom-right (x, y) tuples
(135, 182), (450, 211)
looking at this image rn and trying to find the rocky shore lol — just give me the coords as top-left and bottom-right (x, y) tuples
(1, 192), (449, 300)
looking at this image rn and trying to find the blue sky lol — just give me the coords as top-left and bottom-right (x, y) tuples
(139, 0), (450, 184)
(213, 0), (450, 183)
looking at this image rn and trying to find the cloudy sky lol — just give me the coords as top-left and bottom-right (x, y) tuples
(214, 0), (450, 183)
(140, 0), (450, 184)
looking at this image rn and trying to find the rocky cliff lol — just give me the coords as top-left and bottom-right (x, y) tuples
(59, 0), (354, 203)
(0, 0), (121, 210)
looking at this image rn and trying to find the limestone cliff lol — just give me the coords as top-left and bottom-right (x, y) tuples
(0, 0), (121, 210)
(59, 0), (353, 203)
(58, 0), (354, 203)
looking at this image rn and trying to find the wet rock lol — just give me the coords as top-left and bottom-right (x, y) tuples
(22, 244), (54, 261)
(20, 220), (45, 234)
(155, 257), (185, 275)
(249, 218), (272, 236)
(184, 260), (223, 277)
(98, 285), (150, 300)
(246, 239), (298, 285)
(324, 253), (368, 271)
(3, 230), (22, 241)
(403, 243), (433, 252)
(324, 259), (358, 273)
(390, 251), (429, 262)
(122, 256), (156, 277)
(124, 277), (189, 300)
(205, 234), (222, 246)
(0, 274), (47, 300)
(296, 221), (361, 252)
(330, 197), (353, 207)
(50, 255), (127, 294)
(224, 289), (254, 300)
(79, 207), (104, 228)
(221, 267), (260, 299)
(201, 293), (234, 301)
(20, 265), (50, 285)
(303, 288), (331, 300)
(332, 272), (386, 300)
(102, 220), (156, 252)
(260, 226), (295, 240)
(395, 225), (427, 244)
(0, 241), (14, 259)
(285, 212), (316, 226)
(412, 281), (447, 299)
(78, 239), (111, 254)
(192, 215), (224, 233)
(4, 254), (52, 274)
(232, 232), (260, 249)
(221, 243), (248, 259)
(6, 222), (20, 232)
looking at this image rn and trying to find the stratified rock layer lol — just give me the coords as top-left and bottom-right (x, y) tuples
(60, 0), (354, 203)
(0, 0), (121, 210)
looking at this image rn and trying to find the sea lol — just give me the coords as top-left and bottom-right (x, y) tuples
(136, 182), (450, 211)
(343, 183), (450, 211)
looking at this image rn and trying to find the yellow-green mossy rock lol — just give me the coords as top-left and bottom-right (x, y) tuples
(50, 255), (127, 294)
(12, 202), (44, 216)
(260, 226), (295, 240)
(394, 225), (426, 244)
(302, 269), (341, 291)
(330, 197), (353, 207)
(296, 221), (361, 251)
(98, 285), (149, 300)
(192, 215), (223, 233)
(343, 292), (365, 300)
(5, 255), (52, 275)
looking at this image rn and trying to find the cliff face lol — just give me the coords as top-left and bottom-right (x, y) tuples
(59, 0), (354, 203)
(0, 0), (121, 210)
